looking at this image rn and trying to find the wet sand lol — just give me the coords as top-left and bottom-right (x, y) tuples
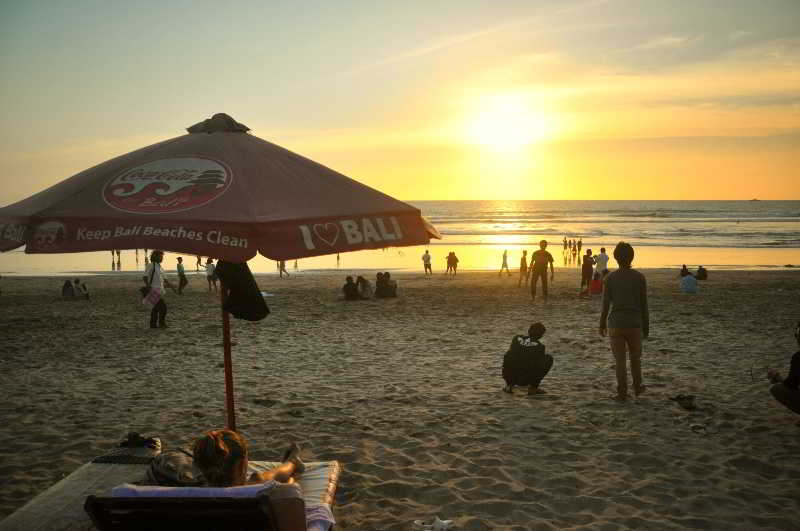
(1, 268), (799, 530)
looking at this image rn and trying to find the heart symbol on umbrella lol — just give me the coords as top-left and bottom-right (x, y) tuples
(313, 223), (340, 246)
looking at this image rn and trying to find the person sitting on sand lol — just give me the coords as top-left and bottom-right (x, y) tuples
(502, 322), (553, 395)
(61, 279), (75, 299)
(356, 275), (373, 299)
(696, 265), (708, 280)
(600, 242), (649, 401)
(767, 321), (800, 417)
(384, 272), (397, 297)
(73, 278), (89, 300)
(343, 276), (360, 300)
(193, 429), (305, 487)
(680, 264), (692, 277)
(679, 273), (697, 294)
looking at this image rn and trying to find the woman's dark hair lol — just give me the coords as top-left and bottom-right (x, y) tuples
(528, 322), (546, 340)
(613, 242), (634, 267)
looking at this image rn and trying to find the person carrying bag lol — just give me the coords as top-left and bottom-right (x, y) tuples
(142, 250), (168, 328)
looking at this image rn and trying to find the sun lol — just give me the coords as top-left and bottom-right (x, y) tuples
(465, 93), (552, 151)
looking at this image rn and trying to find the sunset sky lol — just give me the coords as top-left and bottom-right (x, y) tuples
(1, 0), (798, 203)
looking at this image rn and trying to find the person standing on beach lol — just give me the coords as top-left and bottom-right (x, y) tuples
(599, 242), (649, 401)
(144, 250), (168, 328)
(518, 250), (528, 287)
(530, 240), (554, 302)
(500, 250), (511, 276)
(278, 260), (289, 278)
(594, 247), (609, 277)
(422, 249), (432, 275)
(580, 249), (595, 295)
(176, 256), (188, 294)
(577, 238), (582, 254)
(563, 237), (568, 252)
(206, 257), (218, 292)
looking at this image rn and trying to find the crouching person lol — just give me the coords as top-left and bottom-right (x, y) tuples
(502, 322), (553, 395)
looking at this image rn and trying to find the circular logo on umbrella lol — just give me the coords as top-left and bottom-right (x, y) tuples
(103, 157), (233, 214)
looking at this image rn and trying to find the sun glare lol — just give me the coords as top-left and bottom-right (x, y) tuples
(465, 93), (552, 151)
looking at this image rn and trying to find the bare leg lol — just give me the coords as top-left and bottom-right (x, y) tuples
(250, 443), (305, 484)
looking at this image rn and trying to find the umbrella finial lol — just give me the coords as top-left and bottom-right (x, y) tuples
(187, 113), (250, 134)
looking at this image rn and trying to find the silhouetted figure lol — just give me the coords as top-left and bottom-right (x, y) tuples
(62, 280), (75, 299)
(278, 260), (289, 278)
(502, 322), (553, 395)
(422, 250), (432, 275)
(696, 265), (708, 280)
(196, 255), (202, 272)
(176, 256), (188, 294)
(343, 276), (360, 300)
(530, 240), (554, 302)
(518, 250), (528, 287)
(580, 249), (595, 295)
(356, 275), (373, 299)
(680, 264), (692, 277)
(577, 238), (582, 253)
(500, 250), (510, 276)
(73, 278), (89, 300)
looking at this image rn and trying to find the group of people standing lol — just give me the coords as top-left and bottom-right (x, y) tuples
(61, 278), (90, 300)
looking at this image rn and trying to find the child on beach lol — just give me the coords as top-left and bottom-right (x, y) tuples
(502, 322), (554, 395)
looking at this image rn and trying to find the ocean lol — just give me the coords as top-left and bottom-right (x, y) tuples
(1, 200), (799, 275)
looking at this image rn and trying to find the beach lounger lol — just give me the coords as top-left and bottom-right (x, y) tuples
(0, 458), (341, 531)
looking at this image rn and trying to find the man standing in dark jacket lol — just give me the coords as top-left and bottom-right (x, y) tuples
(599, 242), (649, 400)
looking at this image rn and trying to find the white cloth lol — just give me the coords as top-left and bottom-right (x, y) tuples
(422, 253), (431, 265)
(144, 263), (165, 292)
(205, 263), (216, 277)
(594, 252), (609, 274)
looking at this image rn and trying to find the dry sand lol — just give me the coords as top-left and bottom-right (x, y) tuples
(1, 268), (799, 530)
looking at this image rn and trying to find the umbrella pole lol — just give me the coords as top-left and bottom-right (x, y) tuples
(221, 280), (236, 432)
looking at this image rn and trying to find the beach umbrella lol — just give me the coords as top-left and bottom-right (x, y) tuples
(0, 113), (440, 430)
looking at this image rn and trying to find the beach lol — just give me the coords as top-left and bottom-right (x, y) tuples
(1, 268), (799, 530)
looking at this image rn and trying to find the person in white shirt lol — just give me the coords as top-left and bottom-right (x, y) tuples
(206, 257), (218, 292)
(594, 247), (610, 276)
(422, 250), (432, 275)
(143, 250), (168, 328)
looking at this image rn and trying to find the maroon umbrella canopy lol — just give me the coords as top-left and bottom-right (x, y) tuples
(0, 113), (440, 431)
(0, 113), (440, 258)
